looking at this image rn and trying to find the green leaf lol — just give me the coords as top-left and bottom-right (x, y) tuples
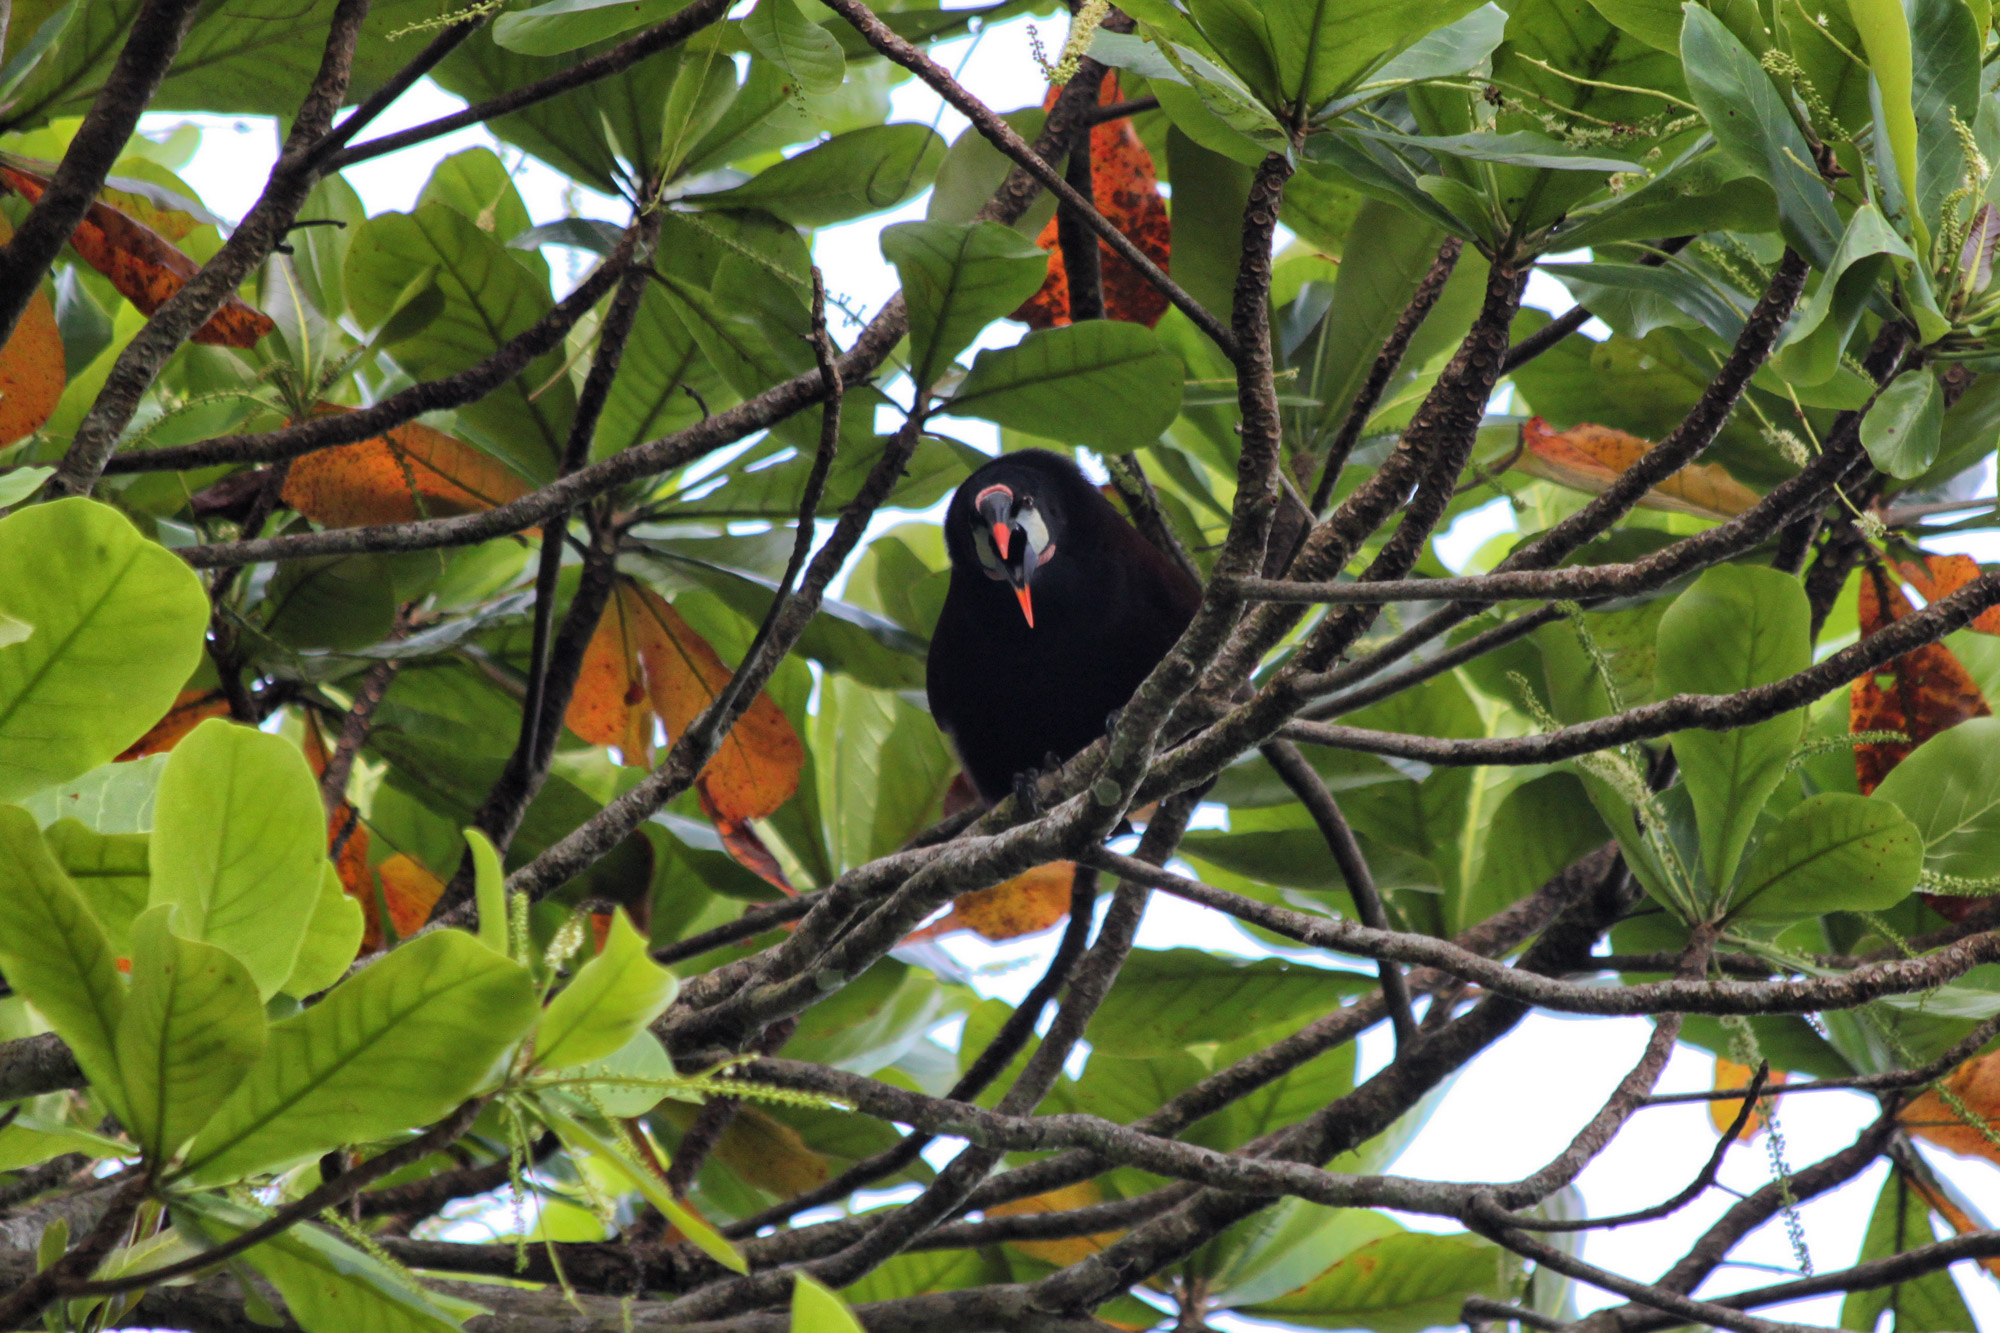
(493, 0), (691, 56)
(178, 930), (538, 1185)
(176, 1194), (485, 1333)
(1907, 0), (1982, 235)
(536, 1098), (747, 1272)
(880, 220), (1049, 388)
(1089, 950), (1375, 1056)
(1352, 128), (1641, 172)
(1582, 0), (1684, 51)
(16, 754), (166, 834)
(927, 109), (1056, 232)
(742, 0), (844, 95)
(1860, 369), (1945, 479)
(690, 124), (944, 228)
(0, 465), (52, 506)
(1539, 260), (1748, 342)
(346, 203), (575, 485)
(149, 718), (326, 1000)
(281, 864), (365, 1000)
(1192, 0), (1483, 114)
(1554, 145), (1777, 250)
(1655, 565), (1812, 897)
(950, 323), (1185, 451)
(1873, 718), (2000, 882)
(1729, 794), (1924, 919)
(262, 553), (399, 652)
(791, 1272), (865, 1333)
(1849, 0), (1926, 251)
(42, 819), (149, 953)
(1454, 774), (1609, 934)
(1774, 203), (1912, 389)
(0, 805), (126, 1111)
(1680, 5), (1841, 268)
(1235, 1222), (1506, 1332)
(1303, 198), (1446, 447)
(467, 827), (509, 958)
(116, 905), (267, 1161)
(1840, 1171), (1977, 1332)
(535, 910), (678, 1070)
(813, 674), (957, 873)
(0, 498), (206, 803)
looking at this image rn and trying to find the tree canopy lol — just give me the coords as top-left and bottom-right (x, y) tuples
(5, 0), (2000, 1330)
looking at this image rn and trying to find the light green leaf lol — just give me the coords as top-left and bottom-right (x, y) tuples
(1774, 204), (1912, 389)
(1236, 1222), (1506, 1332)
(116, 905), (267, 1161)
(1680, 5), (1841, 267)
(16, 753), (167, 834)
(150, 718), (326, 1000)
(1192, 0), (1483, 113)
(42, 819), (149, 953)
(566, 1029), (677, 1116)
(176, 1194), (485, 1333)
(1873, 718), (2000, 882)
(0, 499), (206, 803)
(1908, 0), (1982, 234)
(537, 1098), (746, 1272)
(467, 827), (509, 958)
(1656, 565), (1812, 898)
(493, 0), (690, 56)
(743, 0), (844, 95)
(281, 864), (365, 1000)
(1353, 128), (1640, 172)
(1860, 370), (1945, 479)
(0, 466), (52, 507)
(1840, 1171), (1977, 1332)
(813, 673), (957, 873)
(950, 322), (1185, 451)
(179, 930), (538, 1186)
(1849, 0), (1925, 251)
(535, 910), (678, 1071)
(1729, 794), (1924, 919)
(791, 1272), (865, 1333)
(0, 806), (126, 1112)
(690, 124), (944, 228)
(1090, 950), (1375, 1056)
(1540, 260), (1748, 341)
(1304, 198), (1446, 445)
(879, 220), (1049, 388)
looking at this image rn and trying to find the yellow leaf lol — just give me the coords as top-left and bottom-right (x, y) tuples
(1709, 1056), (1785, 1136)
(909, 862), (1075, 943)
(282, 406), (531, 528)
(1517, 417), (1759, 520)
(985, 1181), (1122, 1266)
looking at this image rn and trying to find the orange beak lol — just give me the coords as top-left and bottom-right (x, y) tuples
(1013, 583), (1035, 628)
(991, 520), (1012, 561)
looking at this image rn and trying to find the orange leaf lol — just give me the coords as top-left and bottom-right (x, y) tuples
(329, 804), (381, 952)
(1899, 552), (2000, 636)
(1709, 1056), (1786, 1136)
(1900, 1050), (2000, 1164)
(713, 1106), (828, 1195)
(1012, 72), (1171, 330)
(282, 406), (532, 528)
(0, 211), (64, 446)
(376, 853), (446, 942)
(908, 861), (1076, 943)
(565, 584), (659, 767)
(0, 163), (273, 348)
(625, 581), (802, 823)
(1516, 418), (1760, 520)
(115, 688), (231, 761)
(1852, 568), (1991, 797)
(985, 1181), (1122, 1265)
(1898, 1165), (2000, 1279)
(698, 784), (797, 896)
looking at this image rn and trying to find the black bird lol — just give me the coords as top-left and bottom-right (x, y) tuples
(927, 449), (1202, 805)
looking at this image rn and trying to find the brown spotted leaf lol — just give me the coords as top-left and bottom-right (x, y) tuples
(376, 853), (446, 944)
(282, 406), (532, 528)
(0, 160), (273, 347)
(697, 785), (797, 896)
(565, 581), (659, 766)
(908, 861), (1075, 943)
(0, 211), (64, 446)
(713, 1106), (828, 1196)
(1852, 567), (1991, 796)
(1012, 72), (1171, 329)
(626, 581), (802, 823)
(115, 688), (231, 761)
(1900, 1050), (2000, 1165)
(1709, 1056), (1786, 1136)
(1898, 553), (2000, 636)
(1516, 418), (1759, 520)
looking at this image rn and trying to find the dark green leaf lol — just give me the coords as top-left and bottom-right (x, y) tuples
(689, 124), (945, 228)
(950, 323), (1185, 451)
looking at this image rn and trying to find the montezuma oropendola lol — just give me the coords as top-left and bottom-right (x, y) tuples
(927, 449), (1201, 805)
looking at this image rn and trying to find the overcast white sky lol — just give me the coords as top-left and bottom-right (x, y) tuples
(142, 11), (2000, 1327)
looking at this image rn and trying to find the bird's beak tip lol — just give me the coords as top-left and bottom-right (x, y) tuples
(991, 520), (1012, 561)
(1013, 584), (1035, 628)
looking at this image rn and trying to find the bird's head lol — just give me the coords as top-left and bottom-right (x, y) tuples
(945, 451), (1088, 629)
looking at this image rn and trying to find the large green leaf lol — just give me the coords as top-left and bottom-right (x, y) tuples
(1186, 0), (1482, 114)
(1840, 1172), (1977, 1332)
(176, 1195), (484, 1333)
(149, 719), (326, 1001)
(1873, 718), (2000, 883)
(1774, 204), (1913, 390)
(0, 498), (206, 802)
(1089, 950), (1374, 1056)
(0, 805), (126, 1110)
(493, 0), (691, 56)
(1861, 369), (1945, 479)
(792, 1273), (865, 1333)
(283, 865), (366, 1000)
(690, 124), (944, 228)
(536, 910), (678, 1070)
(1234, 1222), (1506, 1331)
(742, 0), (845, 95)
(42, 819), (149, 953)
(1302, 197), (1444, 448)
(813, 674), (956, 872)
(1907, 0), (1983, 235)
(1452, 774), (1608, 934)
(950, 322), (1185, 451)
(880, 220), (1049, 388)
(1848, 0), (1924, 249)
(1728, 794), (1924, 919)
(178, 930), (537, 1185)
(346, 203), (575, 484)
(1656, 565), (1812, 898)
(115, 905), (267, 1162)
(1680, 5), (1841, 267)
